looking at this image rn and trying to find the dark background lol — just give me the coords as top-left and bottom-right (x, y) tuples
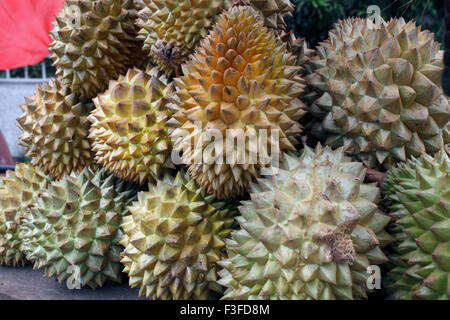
(287, 0), (444, 46)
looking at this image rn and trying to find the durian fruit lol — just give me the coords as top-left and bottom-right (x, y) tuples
(306, 18), (450, 168)
(384, 150), (450, 300)
(17, 79), (93, 180)
(170, 6), (306, 199)
(0, 164), (50, 267)
(230, 0), (294, 30)
(278, 31), (315, 75)
(278, 30), (318, 106)
(218, 145), (393, 300)
(89, 67), (175, 185)
(50, 0), (141, 98)
(137, 0), (228, 77)
(22, 168), (137, 289)
(120, 171), (235, 299)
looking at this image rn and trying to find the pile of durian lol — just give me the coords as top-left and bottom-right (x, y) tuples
(0, 0), (449, 300)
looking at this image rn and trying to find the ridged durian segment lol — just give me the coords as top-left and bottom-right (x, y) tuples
(278, 30), (318, 108)
(17, 79), (93, 180)
(218, 145), (392, 300)
(50, 0), (141, 98)
(17, 80), (93, 180)
(385, 151), (450, 300)
(137, 0), (228, 77)
(89, 67), (175, 185)
(277, 31), (315, 74)
(0, 164), (50, 267)
(231, 0), (294, 30)
(170, 6), (306, 199)
(22, 168), (137, 289)
(307, 18), (450, 168)
(120, 171), (235, 300)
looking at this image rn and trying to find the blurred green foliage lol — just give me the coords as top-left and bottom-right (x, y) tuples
(287, 0), (444, 47)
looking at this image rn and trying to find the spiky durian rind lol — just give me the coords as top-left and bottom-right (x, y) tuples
(89, 67), (175, 185)
(307, 18), (450, 169)
(137, 0), (228, 77)
(22, 168), (137, 289)
(170, 6), (306, 199)
(230, 0), (294, 30)
(385, 150), (450, 300)
(50, 0), (141, 98)
(0, 164), (50, 267)
(17, 79), (93, 180)
(120, 171), (235, 300)
(218, 145), (392, 300)
(277, 30), (315, 75)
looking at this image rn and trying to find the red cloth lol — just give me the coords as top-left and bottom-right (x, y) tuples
(0, 0), (65, 70)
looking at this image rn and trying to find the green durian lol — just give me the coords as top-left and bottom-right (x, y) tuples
(17, 79), (93, 180)
(306, 18), (450, 169)
(120, 171), (236, 299)
(218, 145), (393, 299)
(88, 67), (175, 185)
(0, 164), (51, 267)
(136, 0), (228, 76)
(50, 0), (141, 98)
(385, 150), (450, 300)
(22, 168), (137, 289)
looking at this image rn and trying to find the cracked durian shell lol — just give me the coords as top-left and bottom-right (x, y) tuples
(218, 145), (393, 300)
(385, 150), (450, 300)
(22, 168), (138, 289)
(170, 6), (306, 199)
(306, 18), (450, 169)
(0, 164), (51, 267)
(136, 0), (228, 77)
(50, 0), (141, 98)
(17, 79), (93, 180)
(230, 0), (294, 30)
(89, 67), (175, 185)
(120, 171), (236, 299)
